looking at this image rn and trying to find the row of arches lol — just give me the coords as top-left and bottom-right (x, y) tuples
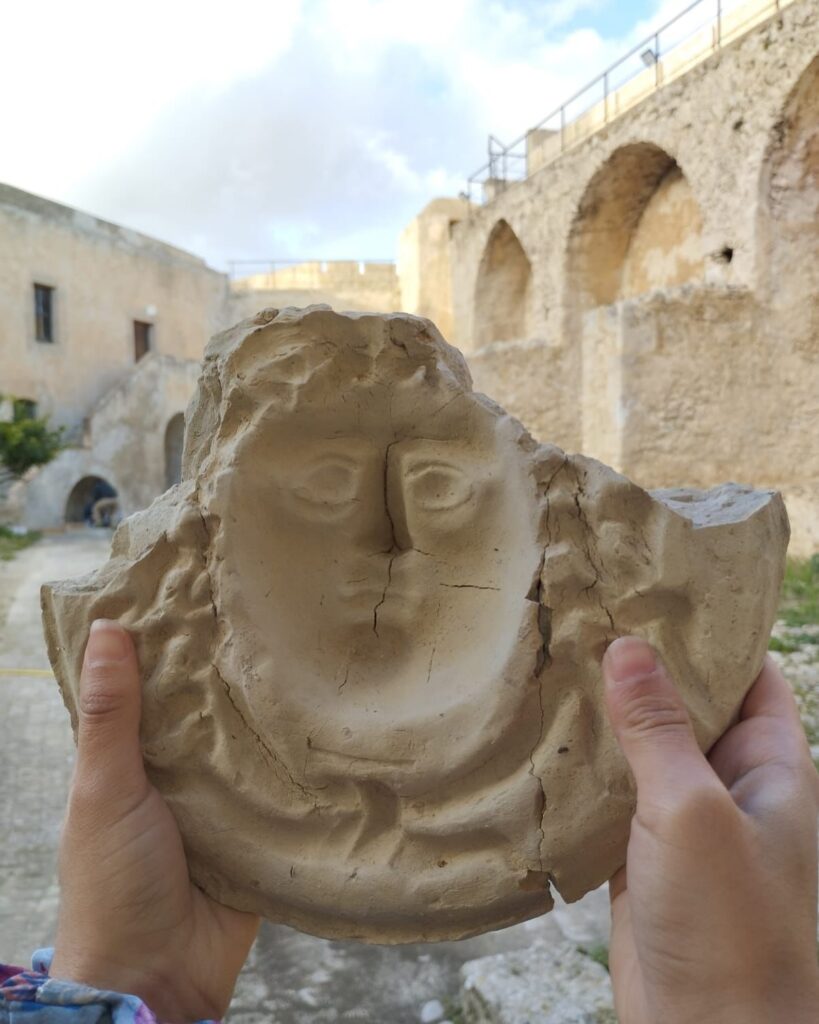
(473, 55), (818, 346)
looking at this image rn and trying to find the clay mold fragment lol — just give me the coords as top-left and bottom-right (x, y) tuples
(41, 306), (789, 942)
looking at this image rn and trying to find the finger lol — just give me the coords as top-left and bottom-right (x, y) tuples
(603, 637), (717, 810)
(75, 620), (147, 803)
(709, 656), (816, 797)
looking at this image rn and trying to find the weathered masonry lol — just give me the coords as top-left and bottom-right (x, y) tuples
(403, 0), (818, 554)
(0, 186), (400, 528)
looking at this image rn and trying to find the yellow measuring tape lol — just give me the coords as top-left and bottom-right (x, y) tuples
(0, 667), (54, 677)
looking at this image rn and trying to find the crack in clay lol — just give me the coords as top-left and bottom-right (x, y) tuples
(572, 473), (617, 637)
(542, 457), (569, 546)
(529, 675), (547, 873)
(523, 549), (549, 873)
(212, 658), (312, 800)
(373, 439), (400, 635)
(425, 643), (437, 685)
(197, 507), (313, 801)
(438, 583), (500, 591)
(372, 555), (395, 637)
(381, 439), (399, 553)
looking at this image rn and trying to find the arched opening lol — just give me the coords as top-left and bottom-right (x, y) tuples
(567, 143), (704, 311)
(164, 413), (185, 489)
(474, 219), (533, 347)
(621, 166), (704, 299)
(565, 143), (706, 473)
(758, 57), (819, 352)
(65, 476), (118, 526)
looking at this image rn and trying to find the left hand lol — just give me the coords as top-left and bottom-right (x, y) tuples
(50, 619), (260, 1023)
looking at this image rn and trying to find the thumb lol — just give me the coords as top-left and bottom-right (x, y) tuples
(75, 619), (147, 804)
(603, 636), (715, 810)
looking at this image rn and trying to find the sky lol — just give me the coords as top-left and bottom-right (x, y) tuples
(0, 0), (721, 270)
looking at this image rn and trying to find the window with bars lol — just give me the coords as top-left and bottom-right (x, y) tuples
(34, 284), (55, 343)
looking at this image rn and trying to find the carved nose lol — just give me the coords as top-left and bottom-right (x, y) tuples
(385, 447), (412, 552)
(365, 444), (412, 555)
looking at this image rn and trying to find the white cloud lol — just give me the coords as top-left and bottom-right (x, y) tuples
(0, 0), (691, 266)
(0, 0), (302, 193)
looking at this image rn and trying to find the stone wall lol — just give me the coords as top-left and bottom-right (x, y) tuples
(20, 354), (199, 530)
(0, 185), (229, 439)
(230, 260), (400, 321)
(398, 198), (472, 341)
(468, 340), (581, 454)
(436, 0), (818, 554)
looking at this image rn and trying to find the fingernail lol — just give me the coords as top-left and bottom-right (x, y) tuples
(604, 636), (657, 685)
(87, 620), (129, 665)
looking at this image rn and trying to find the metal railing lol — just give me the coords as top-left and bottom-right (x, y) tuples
(228, 258), (395, 280)
(466, 0), (787, 201)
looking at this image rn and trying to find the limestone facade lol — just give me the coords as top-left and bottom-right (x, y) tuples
(398, 198), (471, 341)
(0, 185), (229, 439)
(0, 190), (402, 528)
(12, 354), (200, 530)
(418, 0), (817, 554)
(231, 261), (400, 320)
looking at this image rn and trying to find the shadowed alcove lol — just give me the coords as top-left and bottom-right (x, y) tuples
(758, 56), (819, 354)
(567, 142), (704, 312)
(65, 475), (117, 523)
(474, 219), (533, 348)
(164, 412), (185, 489)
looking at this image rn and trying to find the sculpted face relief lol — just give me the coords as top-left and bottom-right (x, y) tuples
(42, 307), (789, 942)
(214, 367), (540, 788)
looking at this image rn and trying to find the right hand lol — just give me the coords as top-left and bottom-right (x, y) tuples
(602, 637), (819, 1024)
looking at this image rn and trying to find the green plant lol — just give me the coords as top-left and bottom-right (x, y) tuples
(442, 998), (465, 1024)
(769, 635), (800, 654)
(578, 944), (610, 972)
(0, 526), (41, 561)
(779, 556), (819, 628)
(0, 404), (63, 476)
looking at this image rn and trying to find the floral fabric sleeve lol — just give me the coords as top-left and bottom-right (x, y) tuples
(0, 949), (220, 1023)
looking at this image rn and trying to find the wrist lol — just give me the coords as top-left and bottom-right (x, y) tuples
(50, 947), (199, 1023)
(690, 971), (819, 1024)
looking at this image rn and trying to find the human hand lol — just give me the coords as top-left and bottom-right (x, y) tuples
(50, 620), (260, 1023)
(603, 637), (819, 1024)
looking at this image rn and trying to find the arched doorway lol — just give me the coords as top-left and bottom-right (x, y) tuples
(474, 219), (533, 347)
(567, 142), (704, 312)
(164, 413), (185, 489)
(65, 476), (118, 525)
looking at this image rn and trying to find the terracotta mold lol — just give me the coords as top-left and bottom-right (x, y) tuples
(41, 306), (789, 942)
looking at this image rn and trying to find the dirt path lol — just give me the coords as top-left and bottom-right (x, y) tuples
(0, 530), (112, 964)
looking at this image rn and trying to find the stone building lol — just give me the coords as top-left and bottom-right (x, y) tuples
(0, 187), (399, 527)
(0, 184), (229, 438)
(1, 0), (816, 554)
(402, 0), (818, 555)
(230, 260), (400, 322)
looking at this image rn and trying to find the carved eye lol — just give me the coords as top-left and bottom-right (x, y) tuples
(293, 459), (360, 508)
(405, 463), (474, 512)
